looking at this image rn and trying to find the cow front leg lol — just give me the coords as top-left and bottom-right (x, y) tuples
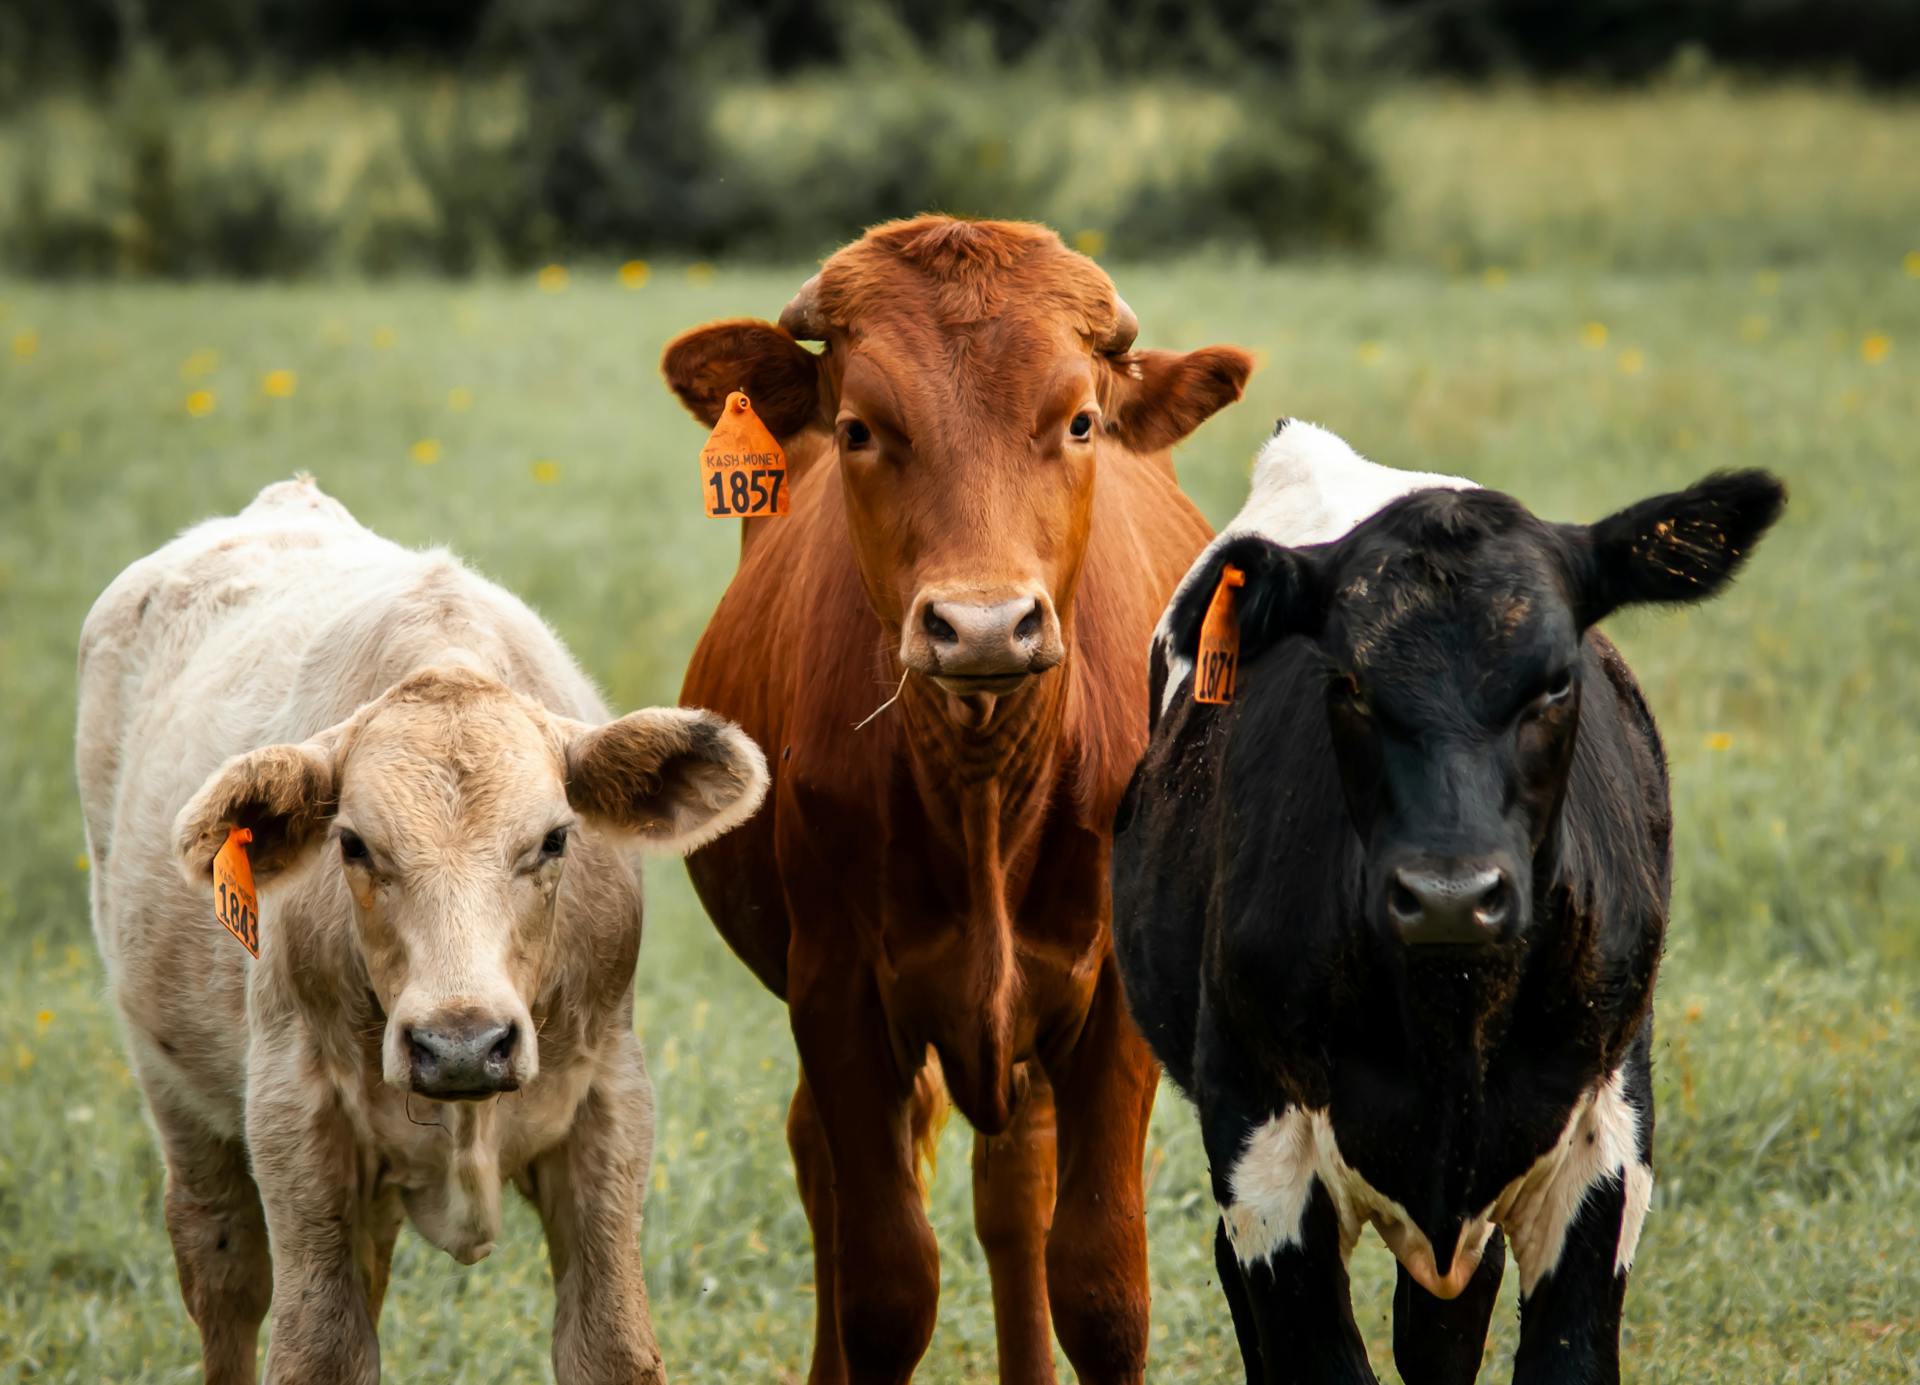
(149, 1090), (272, 1385)
(526, 1033), (666, 1385)
(1197, 1035), (1374, 1385)
(1040, 959), (1157, 1385)
(790, 971), (939, 1385)
(246, 1050), (379, 1385)
(971, 1063), (1058, 1384)
(787, 1074), (846, 1385)
(1392, 1229), (1503, 1385)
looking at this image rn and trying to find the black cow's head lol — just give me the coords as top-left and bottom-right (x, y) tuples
(1167, 471), (1785, 947)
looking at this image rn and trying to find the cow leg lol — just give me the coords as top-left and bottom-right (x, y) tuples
(150, 1096), (272, 1385)
(1198, 1030), (1375, 1385)
(1392, 1229), (1503, 1385)
(358, 1189), (406, 1329)
(971, 1064), (1058, 1384)
(1040, 959), (1156, 1385)
(790, 973), (939, 1385)
(787, 1074), (846, 1385)
(245, 1050), (380, 1385)
(526, 1034), (666, 1385)
(1214, 1217), (1263, 1385)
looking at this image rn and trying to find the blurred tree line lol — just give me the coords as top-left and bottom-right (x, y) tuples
(1, 0), (1913, 276)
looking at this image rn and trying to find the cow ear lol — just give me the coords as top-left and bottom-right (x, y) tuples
(1100, 346), (1254, 453)
(661, 318), (825, 438)
(1566, 469), (1787, 627)
(565, 707), (769, 855)
(175, 740), (337, 887)
(1165, 535), (1325, 672)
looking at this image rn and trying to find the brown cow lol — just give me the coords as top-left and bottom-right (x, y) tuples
(662, 216), (1252, 1383)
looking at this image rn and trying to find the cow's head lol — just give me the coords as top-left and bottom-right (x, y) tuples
(664, 216), (1251, 709)
(1167, 470), (1785, 946)
(175, 667), (766, 1099)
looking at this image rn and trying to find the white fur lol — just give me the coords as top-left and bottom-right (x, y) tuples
(1220, 1066), (1651, 1300)
(1154, 420), (1478, 714)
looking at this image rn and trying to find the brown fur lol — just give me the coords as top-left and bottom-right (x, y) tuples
(663, 216), (1249, 1383)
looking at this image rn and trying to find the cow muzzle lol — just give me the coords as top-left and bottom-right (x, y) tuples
(399, 1009), (529, 1100)
(1385, 859), (1517, 946)
(903, 590), (1064, 694)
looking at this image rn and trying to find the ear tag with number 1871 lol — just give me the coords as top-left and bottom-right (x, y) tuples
(1193, 564), (1245, 705)
(213, 827), (260, 957)
(701, 391), (788, 518)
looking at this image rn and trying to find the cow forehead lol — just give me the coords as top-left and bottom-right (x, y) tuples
(841, 318), (1093, 425)
(810, 216), (1124, 348)
(339, 686), (565, 831)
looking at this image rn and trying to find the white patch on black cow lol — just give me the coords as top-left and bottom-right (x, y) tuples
(1220, 1066), (1651, 1299)
(1152, 420), (1477, 715)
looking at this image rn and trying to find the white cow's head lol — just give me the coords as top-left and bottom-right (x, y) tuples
(175, 666), (766, 1098)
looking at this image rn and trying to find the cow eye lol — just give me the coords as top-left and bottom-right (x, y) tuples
(339, 831), (369, 864)
(540, 827), (569, 859)
(1527, 670), (1574, 717)
(1068, 411), (1095, 440)
(842, 419), (872, 449)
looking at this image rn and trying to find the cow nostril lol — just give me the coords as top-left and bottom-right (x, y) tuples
(1388, 879), (1421, 922)
(1476, 876), (1513, 926)
(1014, 600), (1043, 643)
(489, 1023), (518, 1067)
(405, 1026), (430, 1066)
(923, 605), (957, 644)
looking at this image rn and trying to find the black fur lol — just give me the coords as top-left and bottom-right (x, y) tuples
(1115, 473), (1783, 1383)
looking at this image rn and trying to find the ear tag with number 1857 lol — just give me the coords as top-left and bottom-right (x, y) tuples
(701, 391), (788, 518)
(1193, 564), (1245, 705)
(213, 827), (260, 957)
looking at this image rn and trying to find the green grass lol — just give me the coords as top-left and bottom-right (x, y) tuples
(3, 239), (1918, 1376)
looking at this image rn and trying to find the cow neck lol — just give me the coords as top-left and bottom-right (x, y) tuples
(894, 650), (1071, 845)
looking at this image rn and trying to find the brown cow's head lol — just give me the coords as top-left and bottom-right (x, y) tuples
(664, 217), (1252, 708)
(175, 667), (767, 1101)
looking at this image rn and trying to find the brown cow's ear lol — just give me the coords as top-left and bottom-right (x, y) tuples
(661, 318), (825, 437)
(565, 707), (769, 856)
(1100, 345), (1255, 453)
(174, 739), (337, 887)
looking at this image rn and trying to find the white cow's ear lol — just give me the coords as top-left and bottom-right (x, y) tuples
(174, 739), (337, 886)
(564, 708), (769, 855)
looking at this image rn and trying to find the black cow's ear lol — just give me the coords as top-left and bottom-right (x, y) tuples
(1166, 535), (1323, 668)
(1567, 469), (1787, 626)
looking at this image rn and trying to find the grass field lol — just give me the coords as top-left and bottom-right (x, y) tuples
(3, 118), (1919, 1379)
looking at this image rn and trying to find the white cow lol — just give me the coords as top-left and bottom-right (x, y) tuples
(76, 477), (768, 1384)
(1151, 419), (1477, 715)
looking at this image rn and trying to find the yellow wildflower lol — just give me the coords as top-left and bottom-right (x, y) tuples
(74, 853), (89, 872)
(1705, 731), (1732, 751)
(1740, 315), (1769, 343)
(14, 1045), (31, 1073)
(686, 262), (716, 286)
(1580, 322), (1608, 350)
(530, 459), (560, 485)
(1073, 229), (1108, 257)
(185, 390), (216, 417)
(1355, 340), (1383, 366)
(35, 1010), (53, 1034)
(618, 260), (650, 290)
(1481, 266), (1508, 290)
(1616, 348), (1646, 376)
(1905, 250), (1920, 279)
(537, 264), (570, 293)
(447, 387), (473, 413)
(409, 439), (442, 465)
(180, 347), (219, 379)
(1753, 270), (1781, 295)
(371, 326), (396, 350)
(12, 330), (39, 359)
(262, 369), (297, 399)
(1861, 333), (1891, 365)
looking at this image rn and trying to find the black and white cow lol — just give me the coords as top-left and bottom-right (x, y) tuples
(1113, 425), (1785, 1384)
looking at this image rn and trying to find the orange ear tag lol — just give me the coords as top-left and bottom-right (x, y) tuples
(701, 391), (788, 518)
(213, 827), (260, 957)
(1193, 564), (1245, 705)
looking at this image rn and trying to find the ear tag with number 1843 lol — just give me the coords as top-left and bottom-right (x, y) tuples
(701, 391), (788, 518)
(1193, 564), (1245, 705)
(213, 827), (260, 957)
